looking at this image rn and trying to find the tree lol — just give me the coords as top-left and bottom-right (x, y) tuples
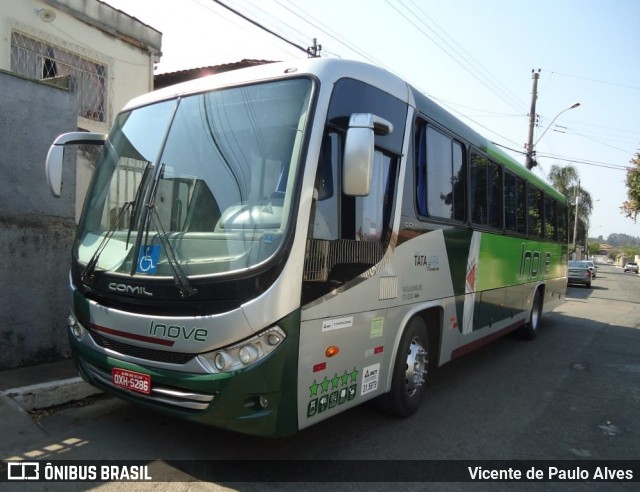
(549, 165), (579, 196)
(621, 153), (640, 222)
(549, 164), (593, 250)
(588, 242), (601, 256)
(607, 233), (640, 247)
(622, 245), (640, 259)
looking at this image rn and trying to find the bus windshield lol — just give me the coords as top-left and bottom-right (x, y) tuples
(75, 77), (313, 278)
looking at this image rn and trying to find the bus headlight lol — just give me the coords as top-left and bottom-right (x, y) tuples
(199, 326), (286, 373)
(214, 351), (233, 371)
(68, 313), (87, 340)
(239, 345), (259, 365)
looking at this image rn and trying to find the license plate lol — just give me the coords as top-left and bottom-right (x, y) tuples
(112, 368), (151, 395)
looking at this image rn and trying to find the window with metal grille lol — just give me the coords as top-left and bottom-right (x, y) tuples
(10, 31), (107, 122)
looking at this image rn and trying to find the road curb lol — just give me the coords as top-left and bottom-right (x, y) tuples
(2, 377), (103, 411)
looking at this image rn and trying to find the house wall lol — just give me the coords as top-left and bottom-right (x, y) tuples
(0, 0), (162, 220)
(0, 70), (78, 369)
(0, 0), (161, 368)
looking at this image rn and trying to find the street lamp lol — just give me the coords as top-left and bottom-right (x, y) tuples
(534, 102), (581, 147)
(526, 102), (580, 169)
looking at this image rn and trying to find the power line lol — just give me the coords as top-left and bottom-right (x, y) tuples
(402, 0), (526, 114)
(553, 128), (634, 154)
(364, 1), (531, 148)
(535, 153), (631, 171)
(387, 0), (527, 114)
(274, 0), (398, 70)
(272, 0), (516, 139)
(491, 142), (632, 172)
(209, 1), (632, 175)
(425, 96), (526, 118)
(562, 119), (640, 135)
(220, 0), (526, 150)
(211, 0), (310, 55)
(554, 125), (640, 144)
(270, 1), (528, 150)
(545, 69), (640, 91)
(231, 0), (322, 57)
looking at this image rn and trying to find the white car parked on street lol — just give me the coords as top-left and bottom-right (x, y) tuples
(624, 262), (639, 273)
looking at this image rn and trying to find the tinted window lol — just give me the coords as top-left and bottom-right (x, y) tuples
(327, 78), (406, 154)
(505, 172), (526, 234)
(544, 195), (557, 240)
(471, 153), (502, 228)
(310, 131), (398, 245)
(527, 185), (544, 238)
(557, 202), (568, 243)
(415, 123), (465, 221)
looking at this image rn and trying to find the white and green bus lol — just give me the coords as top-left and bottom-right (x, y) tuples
(46, 58), (568, 437)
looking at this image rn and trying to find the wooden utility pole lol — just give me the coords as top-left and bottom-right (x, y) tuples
(526, 69), (540, 170)
(572, 180), (581, 258)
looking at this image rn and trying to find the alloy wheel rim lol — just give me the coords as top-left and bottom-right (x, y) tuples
(405, 337), (428, 396)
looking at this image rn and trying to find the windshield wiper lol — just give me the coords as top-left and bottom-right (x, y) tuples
(81, 201), (133, 285)
(148, 205), (198, 298)
(126, 163), (154, 249)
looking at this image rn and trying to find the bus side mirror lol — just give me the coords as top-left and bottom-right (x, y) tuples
(46, 131), (107, 197)
(343, 113), (393, 196)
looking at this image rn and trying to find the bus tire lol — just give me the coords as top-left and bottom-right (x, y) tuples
(518, 289), (543, 340)
(378, 316), (429, 417)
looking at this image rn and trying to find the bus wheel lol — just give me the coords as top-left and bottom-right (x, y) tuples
(379, 317), (429, 417)
(518, 289), (542, 340)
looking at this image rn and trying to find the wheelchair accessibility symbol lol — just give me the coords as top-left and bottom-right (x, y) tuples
(137, 245), (160, 274)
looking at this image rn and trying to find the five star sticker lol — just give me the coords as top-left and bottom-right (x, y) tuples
(309, 367), (359, 397)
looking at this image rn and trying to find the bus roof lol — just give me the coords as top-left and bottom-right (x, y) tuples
(123, 58), (565, 204)
(123, 58), (410, 113)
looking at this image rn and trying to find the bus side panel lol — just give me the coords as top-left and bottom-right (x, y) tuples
(297, 228), (458, 429)
(297, 310), (389, 430)
(542, 276), (567, 313)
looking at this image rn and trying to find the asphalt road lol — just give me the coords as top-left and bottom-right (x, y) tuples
(3, 264), (640, 491)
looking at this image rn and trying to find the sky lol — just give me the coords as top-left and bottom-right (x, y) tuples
(103, 0), (640, 240)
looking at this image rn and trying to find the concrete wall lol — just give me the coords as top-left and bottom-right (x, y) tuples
(1, 0), (162, 220)
(0, 0), (162, 369)
(0, 70), (78, 369)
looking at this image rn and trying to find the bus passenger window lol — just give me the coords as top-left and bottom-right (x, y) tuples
(557, 203), (568, 243)
(527, 185), (544, 238)
(505, 172), (526, 235)
(471, 153), (488, 225)
(415, 123), (465, 221)
(544, 195), (557, 240)
(452, 142), (466, 221)
(471, 153), (502, 229)
(487, 161), (503, 229)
